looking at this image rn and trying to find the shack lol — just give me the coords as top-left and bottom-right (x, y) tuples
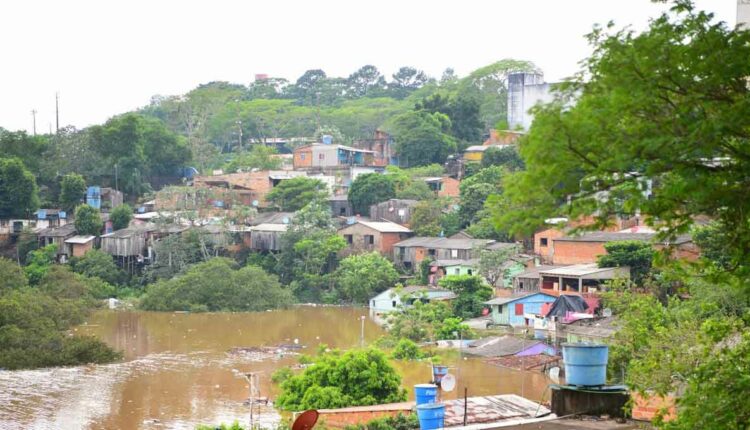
(369, 285), (455, 313)
(37, 224), (77, 258)
(485, 292), (557, 327)
(249, 223), (287, 252)
(329, 195), (354, 217)
(368, 199), (418, 226)
(338, 220), (412, 255)
(100, 225), (155, 267)
(393, 237), (494, 270)
(64, 235), (95, 257)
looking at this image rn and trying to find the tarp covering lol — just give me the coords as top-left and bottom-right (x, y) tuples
(546, 295), (589, 318)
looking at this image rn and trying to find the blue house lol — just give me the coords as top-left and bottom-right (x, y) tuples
(485, 292), (557, 327)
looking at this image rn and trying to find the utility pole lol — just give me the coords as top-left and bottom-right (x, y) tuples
(55, 92), (60, 134)
(360, 315), (366, 347)
(237, 120), (243, 152)
(31, 109), (37, 136)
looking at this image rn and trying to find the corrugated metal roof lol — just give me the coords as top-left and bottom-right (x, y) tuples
(355, 220), (412, 233)
(556, 232), (656, 242)
(64, 235), (95, 244)
(250, 223), (288, 232)
(485, 292), (555, 306)
(394, 237), (494, 249)
(539, 263), (625, 277)
(37, 223), (77, 237)
(466, 336), (543, 358)
(430, 259), (479, 267)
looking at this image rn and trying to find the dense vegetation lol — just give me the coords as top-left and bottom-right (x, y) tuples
(493, 2), (750, 428)
(0, 257), (120, 370)
(275, 348), (407, 411)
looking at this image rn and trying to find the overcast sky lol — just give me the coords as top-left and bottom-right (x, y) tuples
(0, 0), (736, 133)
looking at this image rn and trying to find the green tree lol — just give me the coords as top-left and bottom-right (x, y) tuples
(0, 258), (28, 292)
(70, 249), (126, 286)
(394, 180), (433, 200)
(275, 348), (407, 410)
(481, 146), (524, 171)
(336, 252), (399, 303)
(438, 275), (492, 319)
(224, 145), (283, 173)
(391, 338), (424, 360)
(477, 244), (520, 287)
(59, 173), (87, 212)
(459, 166), (503, 226)
(109, 204), (133, 231)
(140, 258), (294, 312)
(74, 205), (103, 236)
(692, 221), (733, 270)
(416, 92), (484, 143)
(411, 199), (444, 236)
(387, 111), (457, 167)
(267, 177), (328, 211)
(24, 244), (58, 285)
(494, 2), (750, 270)
(0, 157), (39, 218)
(348, 174), (396, 216)
(346, 65), (387, 98)
(598, 240), (655, 286)
(389, 67), (431, 100)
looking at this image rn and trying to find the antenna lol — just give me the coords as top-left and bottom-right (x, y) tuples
(55, 92), (59, 134)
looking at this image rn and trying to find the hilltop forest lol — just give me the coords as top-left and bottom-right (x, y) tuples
(0, 60), (535, 211)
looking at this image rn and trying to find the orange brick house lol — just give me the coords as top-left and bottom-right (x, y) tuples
(546, 231), (697, 265)
(422, 176), (460, 198)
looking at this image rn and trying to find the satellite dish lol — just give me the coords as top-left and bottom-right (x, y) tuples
(282, 217), (290, 224)
(252, 200), (259, 207)
(440, 373), (456, 392)
(292, 410), (319, 430)
(602, 308), (613, 318)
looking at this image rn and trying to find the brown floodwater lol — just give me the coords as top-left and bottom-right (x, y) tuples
(0, 307), (552, 430)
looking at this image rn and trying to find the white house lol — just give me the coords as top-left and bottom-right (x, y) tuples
(369, 285), (455, 313)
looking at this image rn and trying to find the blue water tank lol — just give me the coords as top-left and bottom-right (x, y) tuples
(416, 403), (445, 430)
(414, 384), (438, 406)
(432, 365), (448, 384)
(321, 134), (333, 145)
(562, 343), (609, 386)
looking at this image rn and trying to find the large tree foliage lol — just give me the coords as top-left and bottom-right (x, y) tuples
(140, 257), (293, 312)
(458, 166), (503, 226)
(495, 2), (750, 269)
(275, 348), (406, 411)
(266, 177), (328, 211)
(70, 249), (127, 286)
(598, 240), (655, 286)
(387, 111), (457, 167)
(416, 92), (483, 143)
(481, 146), (524, 171)
(336, 252), (399, 303)
(348, 174), (396, 216)
(109, 204), (133, 231)
(74, 205), (103, 236)
(223, 145), (282, 173)
(438, 275), (493, 319)
(0, 158), (39, 218)
(59, 173), (87, 212)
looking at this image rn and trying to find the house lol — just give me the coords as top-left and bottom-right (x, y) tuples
(538, 263), (630, 295)
(293, 144), (375, 170)
(369, 285), (455, 313)
(64, 235), (95, 257)
(191, 170), (310, 209)
(393, 237), (494, 270)
(100, 225), (155, 264)
(329, 195), (354, 217)
(353, 129), (397, 166)
(420, 176), (460, 198)
(37, 224), (77, 258)
(429, 259), (478, 285)
(86, 186), (123, 211)
(368, 199), (418, 226)
(249, 223), (288, 252)
(0, 208), (69, 239)
(485, 292), (557, 327)
(550, 231), (697, 264)
(249, 211), (294, 226)
(338, 220), (412, 255)
(511, 265), (565, 294)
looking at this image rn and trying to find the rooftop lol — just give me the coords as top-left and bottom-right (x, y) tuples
(101, 225), (156, 239)
(352, 220), (412, 233)
(513, 265), (565, 279)
(466, 336), (542, 357)
(64, 235), (95, 244)
(539, 263), (630, 278)
(556, 230), (693, 245)
(249, 212), (294, 226)
(38, 223), (77, 237)
(485, 292), (556, 306)
(431, 258), (479, 267)
(250, 223), (288, 232)
(394, 236), (495, 250)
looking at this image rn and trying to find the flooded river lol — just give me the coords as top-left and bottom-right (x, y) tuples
(0, 307), (551, 430)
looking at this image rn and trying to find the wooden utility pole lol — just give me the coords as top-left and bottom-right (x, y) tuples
(55, 92), (60, 133)
(31, 109), (37, 136)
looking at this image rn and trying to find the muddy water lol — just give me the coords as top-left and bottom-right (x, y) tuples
(0, 307), (551, 430)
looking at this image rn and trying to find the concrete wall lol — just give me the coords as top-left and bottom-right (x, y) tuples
(739, 0), (750, 28)
(507, 72), (553, 130)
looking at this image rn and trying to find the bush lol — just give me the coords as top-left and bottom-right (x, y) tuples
(345, 413), (419, 430)
(110, 204), (133, 230)
(70, 249), (127, 286)
(391, 338), (424, 360)
(139, 258), (294, 312)
(275, 348), (407, 411)
(74, 204), (103, 236)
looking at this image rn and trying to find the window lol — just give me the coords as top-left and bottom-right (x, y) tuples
(392, 300), (397, 308)
(515, 303), (524, 316)
(428, 248), (436, 256)
(364, 235), (375, 245)
(344, 234), (353, 245)
(450, 249), (458, 258)
(467, 269), (473, 275)
(300, 153), (306, 160)
(540, 238), (548, 247)
(339, 207), (347, 215)
(519, 281), (525, 290)
(319, 153), (325, 160)
(454, 268), (460, 275)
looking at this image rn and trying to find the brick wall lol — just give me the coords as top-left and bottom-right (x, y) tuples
(552, 240), (606, 265)
(631, 393), (676, 422)
(534, 228), (565, 263)
(438, 176), (460, 198)
(293, 147), (313, 169)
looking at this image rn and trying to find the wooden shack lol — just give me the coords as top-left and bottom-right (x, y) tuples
(37, 224), (77, 258)
(368, 199), (418, 226)
(249, 223), (288, 252)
